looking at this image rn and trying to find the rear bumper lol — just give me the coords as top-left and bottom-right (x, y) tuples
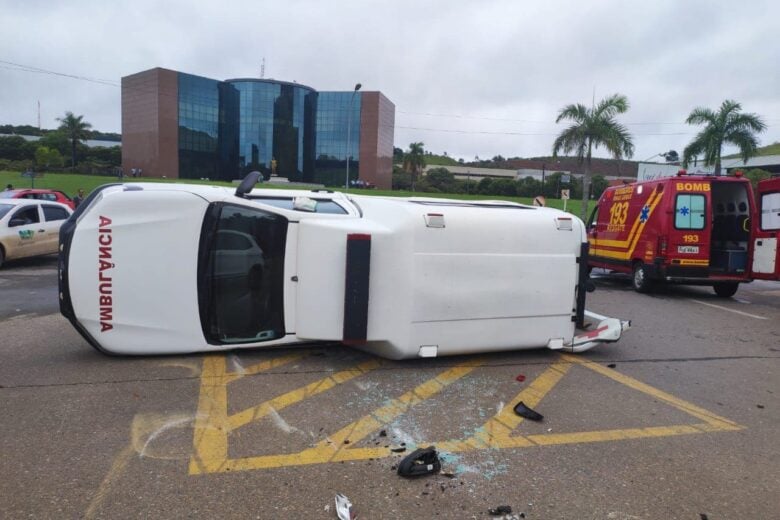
(648, 260), (749, 285)
(561, 310), (631, 353)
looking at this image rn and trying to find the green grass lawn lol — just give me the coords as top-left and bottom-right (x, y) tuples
(1, 170), (591, 217)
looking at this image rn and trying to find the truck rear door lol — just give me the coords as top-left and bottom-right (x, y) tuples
(751, 177), (780, 280)
(669, 181), (711, 270)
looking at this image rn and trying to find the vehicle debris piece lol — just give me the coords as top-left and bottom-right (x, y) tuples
(513, 401), (544, 421)
(607, 363), (617, 368)
(379, 429), (387, 437)
(391, 447), (407, 453)
(488, 505), (513, 515)
(515, 374), (526, 382)
(335, 493), (354, 520)
(397, 446), (441, 477)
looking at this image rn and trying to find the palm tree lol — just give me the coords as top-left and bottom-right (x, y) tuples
(683, 100), (766, 175)
(56, 112), (92, 171)
(403, 142), (426, 192)
(552, 94), (634, 221)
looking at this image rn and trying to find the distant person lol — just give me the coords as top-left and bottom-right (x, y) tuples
(4, 184), (13, 191)
(72, 189), (85, 208)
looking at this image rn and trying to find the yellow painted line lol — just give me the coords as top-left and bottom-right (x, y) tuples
(563, 354), (743, 430)
(227, 359), (382, 431)
(219, 361), (484, 472)
(528, 424), (705, 445)
(189, 353), (302, 475)
(223, 353), (305, 384)
(189, 353), (745, 474)
(475, 359), (572, 448)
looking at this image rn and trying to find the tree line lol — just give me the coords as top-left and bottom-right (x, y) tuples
(0, 112), (121, 174)
(398, 97), (769, 220)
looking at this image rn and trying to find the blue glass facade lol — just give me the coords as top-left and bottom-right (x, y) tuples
(227, 80), (316, 181)
(315, 92), (362, 186)
(163, 70), (391, 187)
(178, 73), (220, 179)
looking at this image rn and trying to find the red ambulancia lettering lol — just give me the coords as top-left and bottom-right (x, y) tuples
(98, 216), (114, 332)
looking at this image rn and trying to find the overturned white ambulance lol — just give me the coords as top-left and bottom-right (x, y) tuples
(59, 173), (629, 359)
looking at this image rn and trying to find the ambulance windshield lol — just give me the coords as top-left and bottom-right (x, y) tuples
(197, 203), (288, 344)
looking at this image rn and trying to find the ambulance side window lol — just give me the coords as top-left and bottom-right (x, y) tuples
(761, 192), (780, 231)
(675, 194), (705, 230)
(587, 206), (599, 229)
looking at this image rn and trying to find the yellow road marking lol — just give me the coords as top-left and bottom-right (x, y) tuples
(563, 354), (741, 430)
(219, 361), (484, 472)
(189, 353), (303, 474)
(227, 359), (382, 431)
(189, 352), (744, 474)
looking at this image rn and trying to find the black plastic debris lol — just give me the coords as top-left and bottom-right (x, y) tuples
(757, 404), (765, 409)
(607, 363), (617, 368)
(700, 514), (709, 520)
(488, 505), (512, 515)
(379, 429), (388, 437)
(397, 446), (441, 477)
(391, 447), (407, 453)
(513, 401), (544, 421)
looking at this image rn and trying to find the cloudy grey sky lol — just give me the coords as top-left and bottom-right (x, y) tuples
(2, 0), (778, 162)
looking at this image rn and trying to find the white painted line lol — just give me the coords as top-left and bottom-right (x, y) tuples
(690, 299), (767, 320)
(733, 297), (751, 304)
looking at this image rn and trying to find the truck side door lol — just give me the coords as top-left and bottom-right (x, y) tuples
(751, 177), (780, 280)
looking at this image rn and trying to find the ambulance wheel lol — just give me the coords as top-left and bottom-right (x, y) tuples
(631, 262), (653, 293)
(713, 282), (739, 298)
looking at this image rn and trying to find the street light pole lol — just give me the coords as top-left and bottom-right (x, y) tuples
(345, 83), (362, 190)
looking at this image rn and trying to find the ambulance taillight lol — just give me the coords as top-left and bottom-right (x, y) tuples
(658, 235), (668, 256)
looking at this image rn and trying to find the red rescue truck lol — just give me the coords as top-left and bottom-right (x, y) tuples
(586, 171), (780, 296)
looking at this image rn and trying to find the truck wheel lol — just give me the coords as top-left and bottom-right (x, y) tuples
(631, 262), (653, 293)
(713, 282), (739, 298)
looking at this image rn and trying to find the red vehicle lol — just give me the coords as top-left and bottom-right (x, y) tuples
(587, 171), (780, 296)
(0, 189), (76, 210)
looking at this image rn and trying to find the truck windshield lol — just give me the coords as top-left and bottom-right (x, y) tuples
(197, 203), (288, 344)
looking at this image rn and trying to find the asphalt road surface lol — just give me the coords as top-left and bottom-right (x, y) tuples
(1, 257), (778, 519)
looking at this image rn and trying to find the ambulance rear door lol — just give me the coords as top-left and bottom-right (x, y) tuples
(751, 177), (780, 280)
(668, 180), (711, 271)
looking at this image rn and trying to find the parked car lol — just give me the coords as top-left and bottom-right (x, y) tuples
(59, 174), (629, 358)
(0, 199), (73, 268)
(0, 189), (76, 210)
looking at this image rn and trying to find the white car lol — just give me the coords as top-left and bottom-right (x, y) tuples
(0, 198), (73, 268)
(59, 174), (629, 359)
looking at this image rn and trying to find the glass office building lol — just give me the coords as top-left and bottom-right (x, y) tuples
(121, 68), (395, 188)
(228, 79), (316, 182)
(315, 92), (362, 187)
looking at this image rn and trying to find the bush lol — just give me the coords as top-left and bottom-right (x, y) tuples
(392, 170), (412, 190)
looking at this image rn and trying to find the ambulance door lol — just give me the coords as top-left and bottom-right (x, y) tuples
(751, 178), (780, 280)
(670, 184), (710, 270)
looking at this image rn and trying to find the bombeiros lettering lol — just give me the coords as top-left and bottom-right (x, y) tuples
(97, 216), (114, 332)
(676, 182), (710, 192)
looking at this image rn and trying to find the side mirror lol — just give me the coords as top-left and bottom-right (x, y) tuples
(235, 171), (263, 199)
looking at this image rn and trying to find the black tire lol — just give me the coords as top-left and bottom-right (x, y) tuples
(631, 262), (653, 293)
(713, 282), (739, 298)
(0, 246), (4, 269)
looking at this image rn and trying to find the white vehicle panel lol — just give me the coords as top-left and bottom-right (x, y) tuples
(60, 181), (629, 358)
(68, 189), (210, 354)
